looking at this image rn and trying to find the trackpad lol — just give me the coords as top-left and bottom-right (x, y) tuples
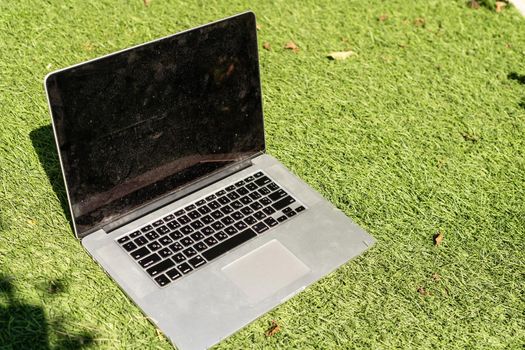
(222, 240), (310, 304)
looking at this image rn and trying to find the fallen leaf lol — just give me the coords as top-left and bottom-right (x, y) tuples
(468, 0), (480, 9)
(327, 51), (356, 60)
(284, 41), (299, 53)
(27, 219), (37, 225)
(432, 273), (441, 281)
(417, 286), (429, 296)
(256, 24), (262, 30)
(82, 42), (94, 52)
(462, 132), (479, 142)
(495, 1), (506, 12)
(378, 14), (389, 22)
(263, 42), (271, 50)
(433, 231), (444, 246)
(414, 18), (425, 27)
(143, 0), (152, 6)
(265, 320), (281, 337)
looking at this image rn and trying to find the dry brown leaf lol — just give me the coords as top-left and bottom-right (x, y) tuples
(432, 273), (441, 281)
(433, 231), (444, 246)
(327, 51), (356, 60)
(143, 0), (152, 6)
(256, 24), (262, 30)
(378, 14), (389, 22)
(417, 286), (429, 296)
(284, 41), (299, 53)
(495, 1), (507, 12)
(468, 0), (480, 9)
(265, 320), (281, 337)
(263, 42), (271, 50)
(414, 18), (425, 27)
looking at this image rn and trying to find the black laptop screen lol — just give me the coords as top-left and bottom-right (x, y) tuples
(45, 13), (264, 236)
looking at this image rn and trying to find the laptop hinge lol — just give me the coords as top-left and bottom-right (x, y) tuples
(98, 157), (256, 236)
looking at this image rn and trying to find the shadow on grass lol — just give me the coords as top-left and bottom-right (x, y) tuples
(508, 72), (525, 85)
(0, 274), (95, 349)
(29, 125), (73, 232)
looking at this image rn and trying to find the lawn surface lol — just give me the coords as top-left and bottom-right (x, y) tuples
(1, 0), (524, 349)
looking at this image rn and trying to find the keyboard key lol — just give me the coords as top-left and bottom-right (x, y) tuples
(269, 189), (287, 201)
(211, 222), (225, 231)
(264, 217), (279, 227)
(198, 205), (211, 214)
(236, 187), (248, 196)
(260, 197), (272, 206)
(286, 210), (297, 217)
(145, 231), (160, 241)
(180, 237), (194, 247)
(141, 225), (153, 232)
(254, 171), (263, 178)
(163, 214), (175, 222)
(240, 207), (254, 215)
(240, 196), (252, 205)
(184, 204), (196, 211)
(211, 210), (224, 220)
(246, 182), (257, 191)
(234, 221), (248, 230)
(177, 262), (193, 274)
(283, 207), (292, 213)
(131, 247), (150, 260)
(296, 206), (305, 212)
(134, 236), (148, 246)
(173, 253), (186, 263)
(154, 274), (170, 287)
(167, 221), (180, 230)
(234, 180), (245, 187)
(253, 211), (266, 220)
(188, 210), (201, 220)
(272, 196), (296, 210)
(202, 228), (257, 261)
(254, 176), (271, 186)
(159, 236), (173, 246)
(147, 259), (175, 277)
(224, 226), (238, 236)
(220, 205), (233, 214)
(217, 196), (230, 205)
(277, 215), (287, 222)
(201, 215), (213, 224)
(231, 211), (244, 220)
(147, 241), (162, 251)
(169, 230), (183, 240)
(249, 192), (262, 200)
(267, 182), (280, 191)
(208, 200), (220, 209)
(253, 222), (269, 234)
(227, 192), (240, 200)
(189, 256), (206, 268)
(156, 225), (170, 235)
(169, 242), (184, 253)
(180, 226), (194, 235)
(166, 268), (182, 281)
(226, 185), (236, 192)
(122, 241), (137, 252)
(258, 187), (271, 195)
(214, 231), (228, 241)
(193, 242), (207, 252)
(196, 199), (206, 206)
(139, 253), (161, 268)
(205, 194), (216, 201)
(177, 215), (191, 225)
(204, 237), (218, 247)
(190, 232), (205, 241)
(216, 190), (226, 196)
(183, 247), (197, 258)
(117, 236), (130, 244)
(245, 176), (255, 182)
(262, 206), (275, 215)
(244, 216), (257, 225)
(230, 200), (243, 209)
(174, 209), (185, 216)
(130, 231), (141, 238)
(159, 247), (173, 258)
(190, 220), (204, 230)
(250, 202), (263, 210)
(201, 226), (215, 236)
(152, 219), (164, 227)
(221, 216), (234, 226)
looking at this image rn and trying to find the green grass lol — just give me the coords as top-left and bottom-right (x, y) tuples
(1, 0), (524, 349)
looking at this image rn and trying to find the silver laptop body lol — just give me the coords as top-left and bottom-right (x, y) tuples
(44, 12), (375, 350)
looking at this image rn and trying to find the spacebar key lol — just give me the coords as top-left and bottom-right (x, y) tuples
(202, 228), (256, 261)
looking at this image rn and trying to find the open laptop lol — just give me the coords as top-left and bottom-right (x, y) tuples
(44, 11), (375, 350)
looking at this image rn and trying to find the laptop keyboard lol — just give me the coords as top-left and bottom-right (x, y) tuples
(115, 171), (307, 287)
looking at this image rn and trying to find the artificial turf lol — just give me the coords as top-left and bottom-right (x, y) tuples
(1, 0), (524, 349)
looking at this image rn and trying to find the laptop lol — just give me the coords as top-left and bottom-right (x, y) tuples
(44, 11), (375, 350)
